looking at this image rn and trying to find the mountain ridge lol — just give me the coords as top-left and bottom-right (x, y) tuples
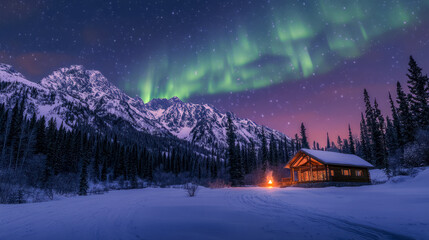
(0, 63), (289, 149)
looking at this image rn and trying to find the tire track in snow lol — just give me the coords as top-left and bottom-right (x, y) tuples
(226, 188), (414, 240)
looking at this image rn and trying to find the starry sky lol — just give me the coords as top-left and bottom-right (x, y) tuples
(1, 0), (429, 144)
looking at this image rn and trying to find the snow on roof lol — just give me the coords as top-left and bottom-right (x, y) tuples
(288, 148), (374, 168)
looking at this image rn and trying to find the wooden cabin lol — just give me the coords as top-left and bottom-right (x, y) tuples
(284, 149), (374, 184)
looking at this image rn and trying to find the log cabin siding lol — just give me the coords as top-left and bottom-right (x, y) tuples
(328, 166), (370, 183)
(285, 149), (373, 184)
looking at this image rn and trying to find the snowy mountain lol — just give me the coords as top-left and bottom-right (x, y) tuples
(145, 97), (287, 148)
(0, 63), (288, 149)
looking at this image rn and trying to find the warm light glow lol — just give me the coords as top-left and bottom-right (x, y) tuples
(268, 180), (273, 184)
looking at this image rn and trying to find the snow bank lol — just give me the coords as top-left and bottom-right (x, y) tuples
(369, 169), (388, 183)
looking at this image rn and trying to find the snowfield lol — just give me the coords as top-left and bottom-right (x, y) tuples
(1, 169), (428, 240)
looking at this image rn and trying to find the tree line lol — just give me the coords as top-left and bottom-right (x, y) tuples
(279, 56), (429, 177)
(0, 95), (301, 201)
(357, 56), (429, 174)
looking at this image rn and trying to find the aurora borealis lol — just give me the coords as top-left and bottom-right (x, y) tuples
(134, 0), (426, 102)
(1, 0), (429, 143)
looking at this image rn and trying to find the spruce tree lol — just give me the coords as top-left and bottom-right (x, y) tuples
(363, 89), (384, 165)
(294, 134), (301, 150)
(348, 124), (356, 154)
(269, 133), (276, 166)
(300, 123), (309, 149)
(343, 139), (349, 153)
(249, 140), (257, 172)
(336, 136), (343, 152)
(234, 144), (244, 184)
(227, 114), (243, 186)
(261, 128), (268, 172)
(35, 116), (46, 154)
(326, 132), (330, 149)
(396, 82), (415, 143)
(373, 99), (387, 167)
(283, 136), (290, 161)
(385, 116), (399, 156)
(93, 142), (101, 181)
(406, 56), (429, 127)
(8, 100), (24, 166)
(389, 92), (403, 147)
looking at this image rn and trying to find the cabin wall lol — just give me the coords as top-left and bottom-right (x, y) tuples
(328, 166), (370, 183)
(290, 165), (370, 183)
(287, 152), (372, 183)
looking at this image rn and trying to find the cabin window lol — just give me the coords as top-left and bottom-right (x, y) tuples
(355, 170), (363, 176)
(342, 169), (350, 176)
(330, 170), (334, 176)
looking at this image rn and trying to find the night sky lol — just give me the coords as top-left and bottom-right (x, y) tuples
(1, 0), (429, 144)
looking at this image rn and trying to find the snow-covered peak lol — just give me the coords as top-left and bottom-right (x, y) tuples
(40, 65), (130, 106)
(0, 63), (26, 79)
(0, 63), (44, 90)
(145, 97), (287, 149)
(146, 96), (183, 110)
(0, 63), (289, 150)
(169, 96), (183, 104)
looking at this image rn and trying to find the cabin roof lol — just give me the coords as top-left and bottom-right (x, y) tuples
(285, 148), (374, 168)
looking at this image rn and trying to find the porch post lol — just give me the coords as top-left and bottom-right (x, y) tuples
(309, 156), (313, 182)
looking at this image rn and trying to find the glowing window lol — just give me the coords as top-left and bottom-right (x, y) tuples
(355, 170), (363, 176)
(342, 169), (350, 176)
(330, 170), (334, 176)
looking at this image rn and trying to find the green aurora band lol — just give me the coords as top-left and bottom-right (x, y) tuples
(132, 0), (429, 103)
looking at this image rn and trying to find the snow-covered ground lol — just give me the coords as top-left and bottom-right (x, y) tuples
(1, 169), (428, 240)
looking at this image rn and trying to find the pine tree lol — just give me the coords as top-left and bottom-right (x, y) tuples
(396, 82), (415, 143)
(234, 144), (244, 184)
(35, 116), (46, 154)
(373, 99), (387, 167)
(248, 139), (257, 172)
(363, 89), (386, 166)
(261, 127), (268, 172)
(283, 136), (290, 162)
(326, 132), (330, 149)
(343, 139), (349, 153)
(389, 92), (403, 147)
(359, 113), (371, 161)
(300, 123), (309, 149)
(294, 134), (301, 150)
(337, 136), (343, 152)
(8, 100), (24, 167)
(268, 134), (273, 166)
(385, 116), (399, 156)
(348, 124), (356, 154)
(227, 114), (243, 186)
(406, 56), (429, 127)
(93, 141), (101, 181)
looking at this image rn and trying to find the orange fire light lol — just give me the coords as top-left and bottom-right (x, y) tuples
(268, 179), (273, 184)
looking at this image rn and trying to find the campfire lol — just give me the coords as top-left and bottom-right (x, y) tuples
(264, 170), (275, 187)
